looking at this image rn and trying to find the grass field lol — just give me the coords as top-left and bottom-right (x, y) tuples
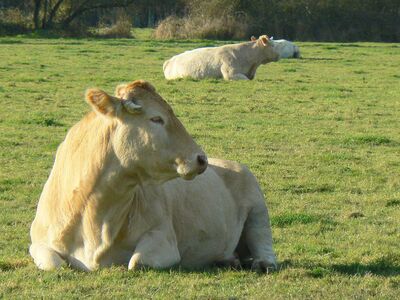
(0, 29), (399, 298)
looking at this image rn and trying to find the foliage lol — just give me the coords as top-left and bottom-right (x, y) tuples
(92, 13), (133, 38)
(1, 0), (399, 41)
(154, 14), (248, 40)
(0, 29), (399, 298)
(154, 0), (248, 40)
(238, 0), (400, 41)
(0, 7), (32, 35)
(0, 0), (136, 31)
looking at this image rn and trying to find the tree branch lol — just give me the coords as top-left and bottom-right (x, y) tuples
(62, 0), (136, 28)
(46, 0), (66, 27)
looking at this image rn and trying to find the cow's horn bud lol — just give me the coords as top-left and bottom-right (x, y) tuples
(122, 99), (142, 114)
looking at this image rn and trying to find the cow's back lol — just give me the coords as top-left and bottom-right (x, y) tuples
(163, 47), (223, 80)
(273, 39), (298, 58)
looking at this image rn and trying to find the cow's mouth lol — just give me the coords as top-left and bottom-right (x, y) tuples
(176, 166), (200, 181)
(176, 155), (208, 180)
(180, 172), (198, 180)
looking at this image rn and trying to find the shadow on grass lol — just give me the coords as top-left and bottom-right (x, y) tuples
(331, 260), (400, 276)
(343, 135), (397, 146)
(0, 259), (29, 271)
(281, 255), (400, 278)
(282, 183), (335, 194)
(6, 256), (399, 278)
(301, 57), (339, 61)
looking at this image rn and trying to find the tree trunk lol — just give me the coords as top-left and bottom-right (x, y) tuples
(46, 0), (65, 28)
(62, 8), (86, 28)
(42, 0), (48, 29)
(33, 0), (42, 30)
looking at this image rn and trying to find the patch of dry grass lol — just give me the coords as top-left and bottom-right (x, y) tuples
(154, 14), (248, 40)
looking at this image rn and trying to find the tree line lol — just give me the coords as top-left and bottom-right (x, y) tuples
(0, 0), (399, 41)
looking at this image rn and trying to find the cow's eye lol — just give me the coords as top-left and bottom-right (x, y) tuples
(150, 116), (165, 125)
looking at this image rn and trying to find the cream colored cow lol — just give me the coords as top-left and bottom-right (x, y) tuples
(30, 80), (207, 271)
(30, 80), (276, 272)
(163, 35), (280, 80)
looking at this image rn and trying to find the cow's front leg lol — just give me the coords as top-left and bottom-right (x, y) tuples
(241, 205), (277, 273)
(128, 228), (181, 270)
(29, 243), (65, 271)
(221, 65), (250, 80)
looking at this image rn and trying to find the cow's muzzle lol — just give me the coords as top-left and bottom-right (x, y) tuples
(176, 153), (208, 180)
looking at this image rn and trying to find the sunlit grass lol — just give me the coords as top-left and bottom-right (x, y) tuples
(0, 31), (399, 298)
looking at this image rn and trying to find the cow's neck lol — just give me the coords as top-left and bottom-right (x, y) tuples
(78, 157), (141, 267)
(56, 117), (141, 268)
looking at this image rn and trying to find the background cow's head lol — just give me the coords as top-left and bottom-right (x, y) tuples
(85, 80), (207, 182)
(293, 44), (301, 58)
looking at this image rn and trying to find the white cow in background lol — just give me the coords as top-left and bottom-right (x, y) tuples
(163, 35), (280, 80)
(259, 37), (301, 59)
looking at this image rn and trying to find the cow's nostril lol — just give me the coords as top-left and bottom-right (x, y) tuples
(197, 154), (208, 167)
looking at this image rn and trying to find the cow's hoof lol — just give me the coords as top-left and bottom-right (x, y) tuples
(128, 254), (145, 270)
(251, 259), (276, 274)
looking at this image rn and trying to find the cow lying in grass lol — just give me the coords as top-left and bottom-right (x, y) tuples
(271, 39), (301, 59)
(30, 80), (276, 272)
(251, 36), (301, 59)
(163, 35), (280, 80)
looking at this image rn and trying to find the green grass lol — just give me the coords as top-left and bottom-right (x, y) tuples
(0, 30), (399, 298)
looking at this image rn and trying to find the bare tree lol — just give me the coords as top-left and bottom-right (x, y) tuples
(33, 0), (42, 29)
(32, 0), (136, 29)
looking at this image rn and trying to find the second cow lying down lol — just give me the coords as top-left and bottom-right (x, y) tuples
(163, 35), (279, 80)
(271, 39), (301, 59)
(30, 80), (277, 272)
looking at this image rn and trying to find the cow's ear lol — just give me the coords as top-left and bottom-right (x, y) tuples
(259, 35), (269, 46)
(86, 88), (119, 117)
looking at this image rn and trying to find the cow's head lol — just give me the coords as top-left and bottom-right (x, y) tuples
(85, 80), (207, 182)
(253, 35), (280, 63)
(293, 45), (301, 58)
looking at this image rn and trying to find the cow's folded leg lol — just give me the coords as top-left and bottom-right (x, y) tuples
(251, 258), (276, 273)
(221, 65), (249, 81)
(29, 243), (65, 270)
(230, 73), (250, 80)
(215, 255), (241, 270)
(128, 229), (181, 270)
(242, 205), (277, 273)
(222, 71), (250, 80)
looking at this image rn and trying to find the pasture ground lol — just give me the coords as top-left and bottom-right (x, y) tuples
(0, 29), (399, 298)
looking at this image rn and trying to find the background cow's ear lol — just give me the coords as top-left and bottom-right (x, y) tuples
(115, 84), (128, 99)
(85, 88), (119, 117)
